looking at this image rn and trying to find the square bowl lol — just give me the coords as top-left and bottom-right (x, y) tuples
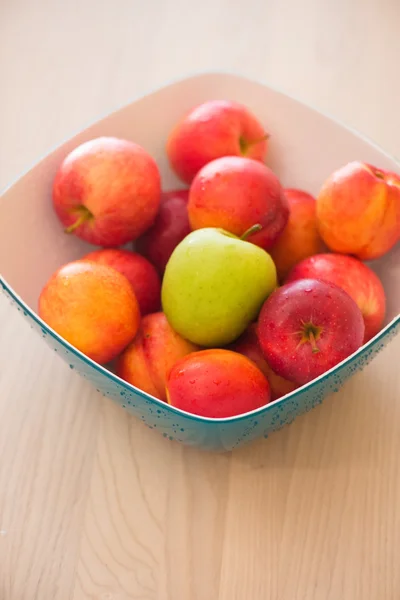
(1, 72), (399, 451)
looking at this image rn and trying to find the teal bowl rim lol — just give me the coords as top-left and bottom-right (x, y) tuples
(2, 275), (399, 424)
(1, 70), (399, 425)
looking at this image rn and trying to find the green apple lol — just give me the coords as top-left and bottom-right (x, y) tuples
(161, 226), (277, 346)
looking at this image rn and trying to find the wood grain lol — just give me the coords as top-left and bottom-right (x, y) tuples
(0, 0), (399, 598)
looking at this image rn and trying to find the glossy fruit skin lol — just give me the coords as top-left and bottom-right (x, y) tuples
(166, 349), (271, 418)
(188, 156), (289, 250)
(53, 136), (161, 247)
(286, 253), (386, 342)
(161, 227), (277, 347)
(316, 161), (400, 260)
(39, 261), (140, 364)
(257, 278), (365, 385)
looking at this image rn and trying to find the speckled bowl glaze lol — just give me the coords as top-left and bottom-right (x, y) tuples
(1, 73), (399, 451)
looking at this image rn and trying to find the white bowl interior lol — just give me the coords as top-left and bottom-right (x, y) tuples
(0, 72), (399, 325)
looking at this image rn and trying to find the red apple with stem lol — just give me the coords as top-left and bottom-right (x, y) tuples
(188, 156), (289, 250)
(257, 279), (365, 385)
(53, 137), (161, 247)
(167, 100), (269, 183)
(286, 253), (386, 342)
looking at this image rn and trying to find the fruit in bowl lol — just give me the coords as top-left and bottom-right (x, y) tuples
(166, 349), (271, 418)
(39, 260), (141, 364)
(161, 226), (277, 346)
(230, 324), (298, 401)
(136, 189), (191, 274)
(53, 136), (161, 247)
(116, 312), (199, 401)
(81, 248), (161, 316)
(0, 73), (399, 451)
(166, 99), (268, 183)
(269, 188), (325, 281)
(286, 253), (386, 342)
(316, 161), (400, 260)
(257, 279), (365, 385)
(188, 156), (289, 250)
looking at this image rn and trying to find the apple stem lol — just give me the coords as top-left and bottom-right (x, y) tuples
(64, 210), (91, 234)
(248, 133), (270, 147)
(309, 331), (320, 354)
(241, 224), (263, 241)
(239, 133), (270, 154)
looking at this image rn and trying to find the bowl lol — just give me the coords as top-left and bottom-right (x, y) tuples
(1, 72), (399, 451)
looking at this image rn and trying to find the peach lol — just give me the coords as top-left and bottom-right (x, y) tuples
(167, 100), (268, 184)
(39, 261), (140, 364)
(316, 162), (400, 260)
(53, 137), (161, 247)
(230, 325), (298, 400)
(116, 312), (199, 401)
(82, 248), (161, 315)
(269, 188), (325, 281)
(286, 253), (386, 342)
(188, 156), (289, 250)
(136, 189), (191, 274)
(166, 349), (271, 418)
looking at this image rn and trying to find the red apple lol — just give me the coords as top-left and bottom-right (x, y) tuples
(230, 324), (298, 400)
(136, 189), (191, 274)
(316, 162), (400, 260)
(257, 279), (365, 385)
(81, 248), (161, 316)
(167, 100), (268, 183)
(53, 136), (161, 247)
(188, 156), (289, 250)
(286, 253), (386, 342)
(166, 349), (271, 418)
(269, 188), (325, 281)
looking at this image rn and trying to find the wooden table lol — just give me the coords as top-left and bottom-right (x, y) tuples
(1, 1), (399, 598)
